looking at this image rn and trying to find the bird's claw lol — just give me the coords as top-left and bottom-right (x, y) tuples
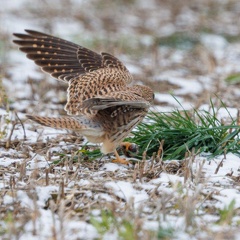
(111, 157), (129, 165)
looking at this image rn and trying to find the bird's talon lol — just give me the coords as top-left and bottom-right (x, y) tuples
(111, 158), (129, 165)
(112, 149), (129, 165)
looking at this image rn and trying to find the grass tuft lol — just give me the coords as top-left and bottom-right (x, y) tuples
(127, 98), (240, 160)
(90, 210), (137, 239)
(90, 210), (115, 236)
(157, 226), (175, 239)
(218, 199), (236, 225)
(225, 73), (240, 85)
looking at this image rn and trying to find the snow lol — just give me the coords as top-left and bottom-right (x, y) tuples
(77, 179), (91, 187)
(166, 77), (203, 95)
(150, 172), (184, 185)
(214, 189), (240, 209)
(105, 181), (135, 202)
(101, 162), (128, 172)
(201, 154), (240, 177)
(154, 93), (184, 106)
(200, 34), (228, 58)
(1, 0), (240, 239)
(105, 181), (149, 208)
(0, 157), (23, 167)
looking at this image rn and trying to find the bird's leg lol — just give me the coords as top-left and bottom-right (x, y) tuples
(112, 149), (129, 165)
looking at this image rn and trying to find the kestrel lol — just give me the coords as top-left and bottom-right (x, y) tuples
(13, 30), (154, 164)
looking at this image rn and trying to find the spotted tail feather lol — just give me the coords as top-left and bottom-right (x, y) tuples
(27, 115), (83, 130)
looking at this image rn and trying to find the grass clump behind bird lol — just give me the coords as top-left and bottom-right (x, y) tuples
(128, 99), (240, 160)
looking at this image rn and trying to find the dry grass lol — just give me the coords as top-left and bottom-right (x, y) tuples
(1, 0), (240, 239)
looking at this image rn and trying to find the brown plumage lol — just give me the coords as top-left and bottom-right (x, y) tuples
(13, 30), (154, 164)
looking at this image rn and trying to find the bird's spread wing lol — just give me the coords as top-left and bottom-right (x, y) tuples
(13, 30), (134, 115)
(82, 97), (150, 111)
(13, 29), (132, 83)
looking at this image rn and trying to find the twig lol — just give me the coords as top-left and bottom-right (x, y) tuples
(15, 112), (27, 140)
(156, 140), (164, 163)
(214, 158), (224, 174)
(5, 121), (18, 148)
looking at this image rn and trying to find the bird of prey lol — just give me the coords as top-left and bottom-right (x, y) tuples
(13, 30), (154, 164)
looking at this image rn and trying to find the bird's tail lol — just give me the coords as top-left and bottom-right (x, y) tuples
(27, 115), (83, 130)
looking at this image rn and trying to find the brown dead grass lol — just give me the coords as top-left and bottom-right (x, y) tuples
(1, 0), (240, 238)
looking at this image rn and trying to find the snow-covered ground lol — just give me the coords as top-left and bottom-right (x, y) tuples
(1, 0), (240, 239)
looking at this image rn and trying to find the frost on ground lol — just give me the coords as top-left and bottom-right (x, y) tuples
(1, 0), (240, 239)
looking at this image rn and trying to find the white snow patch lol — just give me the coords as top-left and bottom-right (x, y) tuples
(36, 186), (58, 207)
(199, 104), (238, 120)
(97, 193), (115, 202)
(213, 188), (240, 209)
(105, 181), (134, 202)
(27, 154), (48, 169)
(105, 181), (149, 207)
(200, 34), (228, 49)
(150, 172), (184, 185)
(3, 194), (15, 205)
(101, 162), (127, 172)
(143, 221), (159, 231)
(155, 74), (203, 95)
(0, 157), (23, 167)
(77, 179), (91, 187)
(202, 154), (240, 177)
(154, 93), (184, 106)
